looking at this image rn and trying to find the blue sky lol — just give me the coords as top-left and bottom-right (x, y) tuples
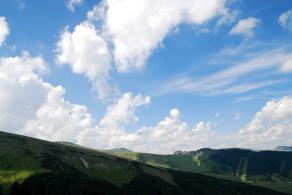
(0, 0), (292, 153)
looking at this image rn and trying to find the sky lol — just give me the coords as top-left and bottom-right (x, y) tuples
(0, 0), (292, 154)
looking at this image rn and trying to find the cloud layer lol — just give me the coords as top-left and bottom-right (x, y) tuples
(1, 1), (292, 154)
(1, 50), (292, 153)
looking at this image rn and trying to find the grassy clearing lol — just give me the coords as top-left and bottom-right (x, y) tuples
(0, 169), (40, 193)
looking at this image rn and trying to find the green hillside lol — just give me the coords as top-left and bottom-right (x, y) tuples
(108, 148), (292, 194)
(0, 131), (287, 195)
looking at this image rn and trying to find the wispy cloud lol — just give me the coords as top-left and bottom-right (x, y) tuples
(16, 0), (26, 10)
(154, 43), (292, 97)
(234, 112), (243, 120)
(209, 80), (286, 96)
(234, 96), (257, 103)
(65, 0), (83, 12)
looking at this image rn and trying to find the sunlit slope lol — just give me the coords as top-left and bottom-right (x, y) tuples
(0, 131), (288, 195)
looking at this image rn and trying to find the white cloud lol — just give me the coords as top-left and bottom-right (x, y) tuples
(56, 22), (117, 100)
(23, 85), (95, 141)
(0, 17), (9, 46)
(65, 0), (83, 12)
(279, 10), (292, 32)
(77, 92), (151, 149)
(0, 51), (95, 143)
(230, 17), (260, 37)
(100, 92), (150, 129)
(0, 51), (47, 132)
(132, 109), (214, 153)
(235, 97), (292, 149)
(91, 0), (235, 72)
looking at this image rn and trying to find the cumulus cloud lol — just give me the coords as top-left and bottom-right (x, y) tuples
(91, 0), (236, 72)
(0, 51), (47, 132)
(65, 0), (83, 12)
(279, 10), (292, 32)
(77, 92), (152, 149)
(230, 17), (260, 37)
(235, 97), (292, 149)
(23, 85), (95, 141)
(0, 51), (95, 143)
(130, 109), (214, 153)
(100, 92), (151, 128)
(56, 22), (117, 100)
(0, 17), (9, 46)
(73, 93), (213, 154)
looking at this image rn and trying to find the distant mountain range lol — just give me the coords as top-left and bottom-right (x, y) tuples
(0, 131), (290, 195)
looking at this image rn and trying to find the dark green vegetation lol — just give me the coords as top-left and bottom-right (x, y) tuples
(0, 131), (288, 195)
(108, 148), (292, 194)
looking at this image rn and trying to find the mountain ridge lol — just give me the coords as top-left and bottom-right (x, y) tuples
(108, 147), (292, 194)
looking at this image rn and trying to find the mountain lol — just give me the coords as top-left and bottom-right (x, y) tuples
(108, 148), (292, 194)
(99, 148), (133, 153)
(275, 146), (292, 152)
(0, 131), (287, 195)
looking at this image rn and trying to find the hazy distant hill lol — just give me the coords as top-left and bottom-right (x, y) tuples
(275, 146), (292, 152)
(109, 148), (292, 194)
(0, 131), (286, 195)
